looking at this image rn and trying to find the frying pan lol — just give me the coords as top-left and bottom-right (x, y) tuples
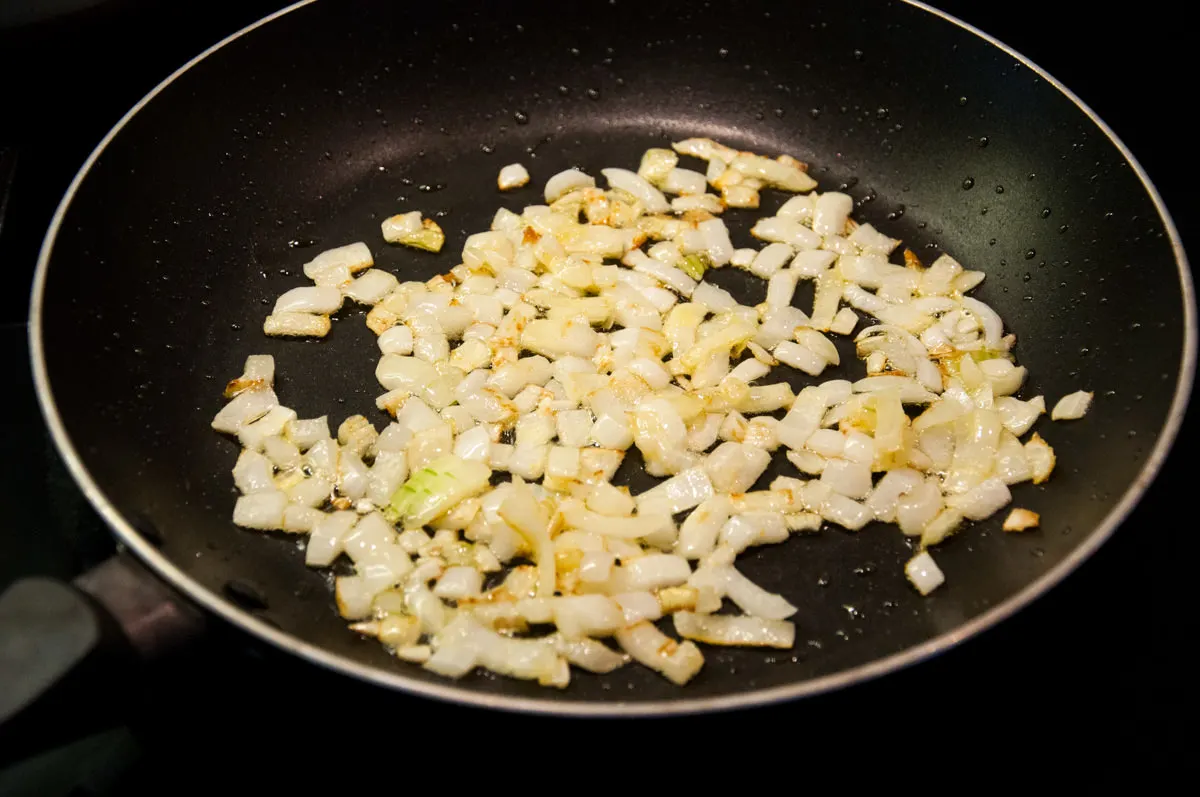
(2, 0), (1193, 738)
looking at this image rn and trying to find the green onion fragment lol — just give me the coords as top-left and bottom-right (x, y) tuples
(386, 455), (491, 528)
(678, 253), (709, 280)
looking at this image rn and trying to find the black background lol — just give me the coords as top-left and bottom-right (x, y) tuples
(0, 0), (1192, 789)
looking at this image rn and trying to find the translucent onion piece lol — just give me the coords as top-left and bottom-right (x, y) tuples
(673, 611), (795, 648)
(905, 551), (945, 596)
(1051, 390), (1094, 421)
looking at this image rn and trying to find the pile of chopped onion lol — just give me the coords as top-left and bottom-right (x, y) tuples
(213, 137), (1091, 688)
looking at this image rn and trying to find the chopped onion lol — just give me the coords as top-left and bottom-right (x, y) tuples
(704, 442), (771, 494)
(498, 163), (530, 191)
(344, 270), (399, 306)
(719, 566), (796, 619)
(905, 551), (945, 596)
(674, 611), (794, 648)
(820, 459), (873, 500)
(1025, 432), (1056, 484)
(996, 395), (1045, 436)
(1003, 508), (1040, 532)
(638, 148), (678, 185)
(274, 286), (343, 315)
(636, 467), (714, 516)
(382, 214), (444, 252)
(614, 621), (704, 685)
(263, 312), (331, 338)
(217, 134), (1085, 690)
(812, 192), (853, 236)
(1051, 390), (1094, 421)
(433, 566), (484, 600)
(550, 634), (629, 673)
(303, 242), (373, 286)
(232, 491), (287, 530)
(662, 167), (708, 196)
(752, 216), (821, 249)
(946, 476), (1011, 521)
(545, 168), (596, 202)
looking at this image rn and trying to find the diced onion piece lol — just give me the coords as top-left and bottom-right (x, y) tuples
(812, 192), (853, 236)
(946, 476), (1011, 521)
(610, 554), (691, 592)
(638, 148), (678, 185)
(336, 570), (399, 621)
(864, 468), (923, 522)
(274, 286), (343, 315)
(614, 621), (704, 686)
(671, 193), (723, 214)
(675, 495), (733, 559)
(722, 184), (760, 208)
(751, 217), (821, 250)
(905, 551), (945, 596)
(820, 459), (873, 500)
(673, 611), (794, 648)
(387, 456), (492, 528)
(728, 152), (816, 192)
(830, 307), (858, 336)
(614, 591), (663, 625)
(786, 512), (822, 532)
(223, 354), (275, 398)
(636, 467), (714, 516)
(820, 493), (872, 531)
(751, 242), (794, 279)
(1025, 432), (1056, 484)
(672, 137), (740, 162)
(896, 480), (943, 536)
(848, 222), (900, 255)
(774, 341), (827, 376)
(552, 595), (625, 638)
(380, 212), (421, 241)
(996, 395), (1045, 436)
(943, 409), (1002, 494)
(498, 163), (530, 190)
(237, 406), (297, 452)
(1051, 390), (1093, 421)
(433, 566), (484, 600)
(662, 167), (708, 196)
(212, 388), (278, 435)
(699, 219), (734, 267)
(602, 168), (670, 214)
(377, 324), (414, 355)
(382, 214), (445, 252)
(705, 442), (771, 494)
(303, 242), (373, 286)
(578, 551), (617, 584)
(1003, 508), (1041, 532)
(920, 508), (964, 548)
(263, 312), (330, 338)
(809, 267), (843, 330)
(395, 645), (432, 663)
(550, 634), (630, 673)
(232, 491), (286, 530)
(545, 168), (595, 202)
(344, 270), (399, 305)
(722, 566), (796, 619)
(305, 511), (358, 567)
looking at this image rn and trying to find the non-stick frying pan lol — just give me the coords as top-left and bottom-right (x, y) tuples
(3, 0), (1194, 730)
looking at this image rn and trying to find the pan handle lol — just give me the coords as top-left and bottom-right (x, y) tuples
(0, 555), (204, 765)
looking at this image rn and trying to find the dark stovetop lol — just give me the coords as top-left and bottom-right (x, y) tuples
(0, 1), (1193, 790)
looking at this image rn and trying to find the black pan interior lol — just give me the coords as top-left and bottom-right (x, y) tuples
(37, 0), (1189, 705)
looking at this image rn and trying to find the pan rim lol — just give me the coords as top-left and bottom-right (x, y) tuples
(27, 0), (1196, 717)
